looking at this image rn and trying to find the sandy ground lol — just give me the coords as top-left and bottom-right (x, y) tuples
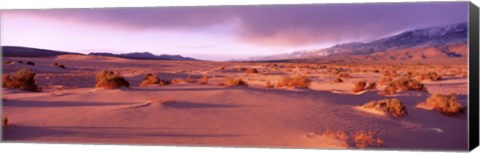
(1, 55), (469, 150)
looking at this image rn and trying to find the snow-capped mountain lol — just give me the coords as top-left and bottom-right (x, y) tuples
(243, 22), (467, 61)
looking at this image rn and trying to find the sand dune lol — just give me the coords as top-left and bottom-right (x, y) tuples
(1, 55), (468, 150)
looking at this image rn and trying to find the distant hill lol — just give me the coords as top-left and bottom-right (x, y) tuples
(243, 22), (468, 61)
(1, 46), (81, 57)
(1, 46), (196, 61)
(89, 52), (196, 60)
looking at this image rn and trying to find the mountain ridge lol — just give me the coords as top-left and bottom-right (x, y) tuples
(1, 46), (196, 61)
(243, 22), (468, 61)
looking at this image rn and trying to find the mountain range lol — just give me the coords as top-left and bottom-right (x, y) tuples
(243, 22), (468, 61)
(88, 52), (196, 60)
(1, 46), (196, 61)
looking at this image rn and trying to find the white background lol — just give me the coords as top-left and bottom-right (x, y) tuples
(0, 0), (479, 153)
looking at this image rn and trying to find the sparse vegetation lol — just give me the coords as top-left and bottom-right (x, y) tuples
(245, 68), (259, 74)
(2, 116), (9, 128)
(223, 77), (248, 86)
(383, 77), (427, 95)
(333, 77), (343, 83)
(352, 80), (367, 93)
(171, 78), (186, 84)
(416, 72), (442, 81)
(26, 61), (35, 66)
(185, 75), (195, 83)
(313, 129), (383, 149)
(416, 94), (464, 115)
(2, 68), (40, 92)
(199, 75), (209, 84)
(95, 70), (130, 89)
(53, 62), (66, 69)
(336, 72), (351, 78)
(319, 129), (349, 142)
(276, 74), (310, 88)
(354, 131), (384, 149)
(264, 80), (274, 88)
(140, 73), (161, 87)
(361, 98), (407, 117)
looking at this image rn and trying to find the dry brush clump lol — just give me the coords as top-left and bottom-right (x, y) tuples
(95, 70), (130, 89)
(333, 77), (343, 83)
(245, 68), (259, 74)
(361, 98), (407, 117)
(26, 61), (35, 66)
(311, 129), (383, 149)
(2, 116), (9, 128)
(53, 62), (66, 69)
(383, 77), (427, 95)
(2, 68), (40, 92)
(416, 72), (442, 81)
(264, 80), (274, 88)
(416, 94), (464, 115)
(353, 131), (384, 149)
(171, 75), (196, 84)
(140, 73), (170, 87)
(198, 75), (209, 84)
(352, 80), (376, 93)
(222, 77), (248, 86)
(276, 74), (310, 88)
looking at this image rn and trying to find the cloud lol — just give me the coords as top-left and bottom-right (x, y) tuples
(2, 2), (468, 47)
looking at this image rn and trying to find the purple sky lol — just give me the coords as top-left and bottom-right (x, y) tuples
(0, 2), (469, 61)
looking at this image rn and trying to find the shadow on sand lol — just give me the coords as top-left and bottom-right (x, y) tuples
(3, 125), (245, 141)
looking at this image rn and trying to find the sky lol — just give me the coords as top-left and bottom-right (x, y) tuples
(0, 2), (469, 61)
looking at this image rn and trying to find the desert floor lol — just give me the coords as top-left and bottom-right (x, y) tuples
(1, 55), (469, 150)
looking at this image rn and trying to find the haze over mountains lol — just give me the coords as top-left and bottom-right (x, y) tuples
(243, 22), (468, 61)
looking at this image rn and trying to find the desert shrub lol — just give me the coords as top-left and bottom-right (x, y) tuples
(417, 94), (464, 115)
(95, 70), (130, 89)
(26, 61), (35, 66)
(171, 75), (195, 84)
(2, 68), (40, 92)
(185, 75), (195, 83)
(352, 80), (367, 93)
(264, 80), (274, 88)
(140, 73), (161, 87)
(245, 68), (259, 74)
(336, 72), (351, 78)
(354, 131), (383, 149)
(2, 116), (8, 128)
(4, 61), (14, 64)
(361, 98), (407, 117)
(320, 129), (349, 142)
(312, 129), (383, 149)
(383, 77), (426, 95)
(417, 72), (442, 81)
(17, 61), (24, 64)
(171, 78), (186, 84)
(333, 77), (343, 83)
(383, 85), (396, 95)
(199, 75), (209, 84)
(276, 74), (310, 88)
(219, 66), (225, 70)
(53, 62), (66, 69)
(365, 82), (376, 90)
(223, 77), (248, 86)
